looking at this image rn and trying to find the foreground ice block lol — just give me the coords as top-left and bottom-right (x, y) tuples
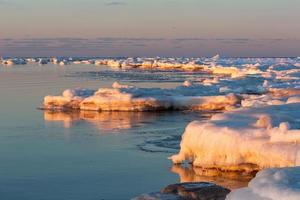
(226, 167), (300, 200)
(170, 103), (300, 171)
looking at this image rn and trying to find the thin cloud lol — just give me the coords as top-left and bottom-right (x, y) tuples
(105, 1), (127, 6)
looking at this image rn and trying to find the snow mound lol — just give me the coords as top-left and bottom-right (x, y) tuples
(44, 88), (95, 110)
(226, 167), (300, 200)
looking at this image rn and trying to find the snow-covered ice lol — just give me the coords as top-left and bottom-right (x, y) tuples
(43, 82), (241, 111)
(226, 167), (300, 200)
(170, 102), (300, 171)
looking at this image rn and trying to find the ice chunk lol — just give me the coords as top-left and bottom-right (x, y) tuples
(286, 96), (300, 104)
(38, 58), (49, 65)
(107, 60), (121, 68)
(211, 66), (243, 77)
(1, 58), (26, 65)
(182, 80), (193, 87)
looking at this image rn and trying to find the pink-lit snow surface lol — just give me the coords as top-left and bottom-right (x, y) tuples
(170, 102), (300, 170)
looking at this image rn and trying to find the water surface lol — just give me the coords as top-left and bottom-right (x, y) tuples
(0, 64), (248, 200)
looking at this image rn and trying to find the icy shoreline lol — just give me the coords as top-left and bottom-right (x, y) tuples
(32, 56), (300, 199)
(39, 56), (300, 170)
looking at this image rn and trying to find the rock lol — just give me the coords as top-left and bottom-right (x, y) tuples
(133, 192), (180, 200)
(133, 182), (230, 200)
(162, 182), (230, 200)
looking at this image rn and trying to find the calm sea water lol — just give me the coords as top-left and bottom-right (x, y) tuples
(0, 64), (248, 200)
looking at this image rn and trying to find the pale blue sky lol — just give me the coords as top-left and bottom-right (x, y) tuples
(0, 0), (299, 56)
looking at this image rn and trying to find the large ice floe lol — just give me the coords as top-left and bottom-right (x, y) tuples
(43, 81), (242, 112)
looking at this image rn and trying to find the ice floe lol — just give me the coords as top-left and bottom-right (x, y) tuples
(43, 82), (241, 112)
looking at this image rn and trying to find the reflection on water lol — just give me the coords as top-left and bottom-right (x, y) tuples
(44, 110), (213, 133)
(0, 64), (228, 200)
(44, 110), (214, 153)
(44, 110), (157, 132)
(46, 110), (255, 189)
(171, 165), (255, 190)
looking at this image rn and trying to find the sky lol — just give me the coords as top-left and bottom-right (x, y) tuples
(0, 0), (299, 57)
